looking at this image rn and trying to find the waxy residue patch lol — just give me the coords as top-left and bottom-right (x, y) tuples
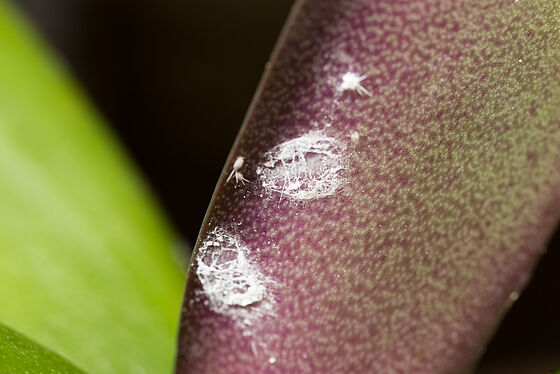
(196, 228), (275, 323)
(257, 131), (347, 200)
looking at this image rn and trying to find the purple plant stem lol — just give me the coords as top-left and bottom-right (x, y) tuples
(176, 0), (560, 373)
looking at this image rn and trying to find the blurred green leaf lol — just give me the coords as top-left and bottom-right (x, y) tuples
(0, 323), (86, 374)
(0, 1), (185, 373)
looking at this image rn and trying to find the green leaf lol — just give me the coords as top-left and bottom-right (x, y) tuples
(0, 2), (185, 373)
(0, 323), (85, 374)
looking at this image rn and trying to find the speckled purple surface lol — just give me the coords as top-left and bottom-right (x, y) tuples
(176, 0), (560, 373)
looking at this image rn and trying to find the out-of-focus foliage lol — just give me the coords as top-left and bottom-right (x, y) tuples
(0, 323), (85, 374)
(0, 1), (185, 373)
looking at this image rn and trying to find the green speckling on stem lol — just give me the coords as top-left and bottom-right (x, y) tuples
(177, 0), (560, 373)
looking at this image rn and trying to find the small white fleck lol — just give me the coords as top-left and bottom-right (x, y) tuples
(350, 131), (360, 144)
(518, 59), (523, 63)
(508, 291), (520, 302)
(268, 357), (277, 364)
(339, 72), (372, 96)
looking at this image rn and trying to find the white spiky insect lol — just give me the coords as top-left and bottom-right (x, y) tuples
(227, 156), (249, 184)
(339, 72), (372, 96)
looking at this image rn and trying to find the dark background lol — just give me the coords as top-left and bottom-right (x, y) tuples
(13, 1), (559, 372)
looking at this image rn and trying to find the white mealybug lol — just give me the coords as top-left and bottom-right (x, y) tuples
(350, 131), (360, 144)
(339, 72), (372, 96)
(227, 156), (249, 184)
